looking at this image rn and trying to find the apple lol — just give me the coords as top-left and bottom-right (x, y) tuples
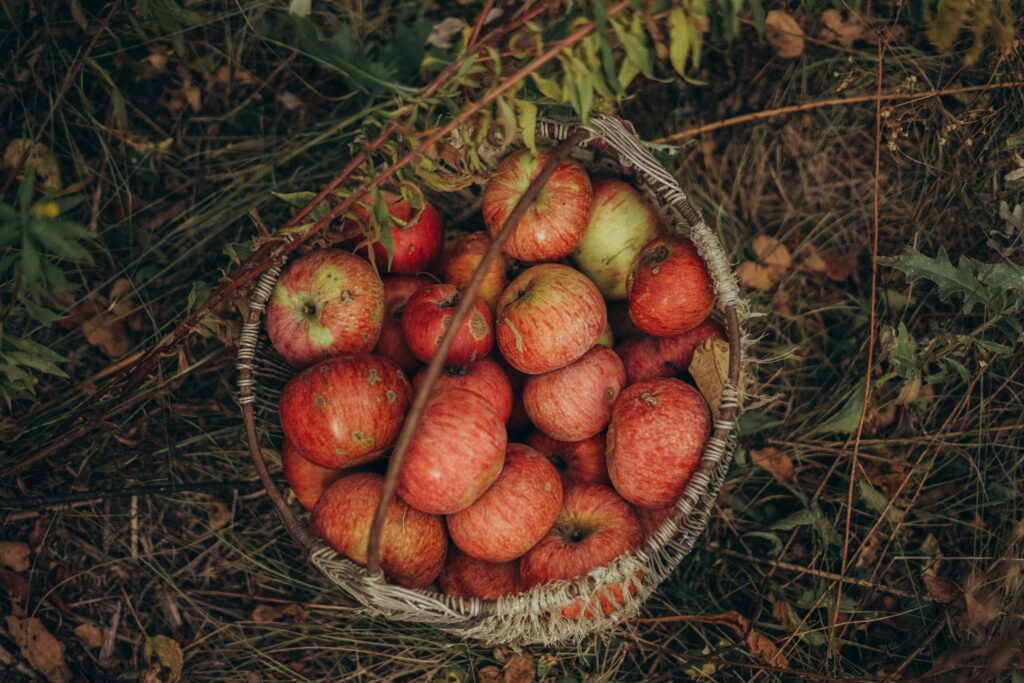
(498, 357), (533, 438)
(519, 483), (642, 589)
(615, 336), (672, 385)
(342, 190), (443, 274)
(447, 443), (563, 562)
(401, 284), (494, 366)
(412, 357), (512, 422)
(571, 178), (664, 300)
(374, 275), (432, 374)
(310, 472), (447, 589)
(279, 354), (411, 468)
(397, 388), (507, 514)
(439, 548), (522, 600)
(482, 148), (592, 262)
(523, 346), (626, 442)
(495, 264), (607, 375)
(627, 236), (715, 337)
(607, 379), (711, 508)
(281, 439), (344, 511)
(441, 231), (510, 311)
(637, 503), (676, 540)
(525, 431), (609, 488)
(656, 318), (727, 372)
(265, 249), (385, 368)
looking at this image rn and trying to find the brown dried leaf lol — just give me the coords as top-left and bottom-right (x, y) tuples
(478, 666), (501, 683)
(0, 541), (30, 572)
(74, 623), (103, 649)
(771, 599), (798, 629)
(5, 616), (72, 683)
(251, 603), (310, 624)
(3, 139), (63, 191)
(750, 447), (795, 483)
(690, 338), (742, 421)
(824, 252), (857, 282)
(502, 654), (535, 683)
(963, 574), (999, 629)
(764, 11), (805, 59)
(183, 82), (202, 112)
(143, 635), (184, 683)
(819, 9), (864, 46)
(82, 312), (132, 357)
(2, 570), (31, 615)
(752, 236), (792, 275)
(208, 501), (231, 531)
(746, 629), (789, 667)
(924, 575), (963, 605)
(737, 261), (775, 291)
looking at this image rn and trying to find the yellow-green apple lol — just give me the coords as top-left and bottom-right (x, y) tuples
(412, 357), (512, 422)
(525, 431), (610, 487)
(439, 548), (522, 599)
(637, 503), (676, 540)
(374, 275), (432, 374)
(281, 438), (344, 511)
(441, 231), (510, 311)
(627, 236), (714, 337)
(607, 379), (711, 508)
(571, 179), (664, 299)
(616, 336), (671, 385)
(656, 318), (726, 371)
(279, 354), (410, 468)
(397, 388), (507, 514)
(401, 284), (494, 366)
(343, 190), (443, 274)
(310, 472), (447, 589)
(523, 346), (626, 442)
(518, 483), (641, 589)
(447, 444), (563, 562)
(482, 148), (592, 262)
(266, 249), (384, 367)
(495, 264), (606, 375)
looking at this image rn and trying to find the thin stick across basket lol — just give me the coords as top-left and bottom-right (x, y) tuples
(237, 115), (746, 646)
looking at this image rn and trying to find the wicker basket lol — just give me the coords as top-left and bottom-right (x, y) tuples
(237, 115), (746, 646)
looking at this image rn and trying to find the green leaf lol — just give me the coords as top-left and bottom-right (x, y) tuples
(858, 479), (904, 524)
(8, 335), (66, 362)
(293, 17), (405, 96)
(891, 322), (917, 379)
(18, 295), (64, 324)
(187, 280), (211, 312)
(531, 72), (563, 101)
(30, 221), (94, 263)
(945, 356), (971, 382)
(272, 191), (331, 222)
(668, 9), (691, 76)
(749, 0), (767, 34)
(6, 351), (69, 378)
(19, 234), (42, 289)
(771, 509), (815, 531)
(893, 247), (1006, 314)
(816, 380), (865, 434)
(590, 0), (622, 95)
(613, 15), (653, 79)
(516, 99), (538, 154)
(370, 187), (394, 270)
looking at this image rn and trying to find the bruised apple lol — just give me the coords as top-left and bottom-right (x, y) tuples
(310, 472), (447, 589)
(412, 357), (513, 422)
(525, 431), (609, 487)
(402, 284), (494, 366)
(627, 236), (714, 337)
(439, 548), (522, 600)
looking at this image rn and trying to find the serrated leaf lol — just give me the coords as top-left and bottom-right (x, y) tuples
(858, 479), (904, 524)
(668, 9), (691, 76)
(771, 509), (815, 530)
(894, 247), (998, 313)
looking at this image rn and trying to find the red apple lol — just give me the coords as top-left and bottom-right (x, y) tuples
(279, 354), (411, 468)
(447, 444), (563, 563)
(310, 472), (447, 589)
(656, 318), (727, 372)
(571, 178), (664, 299)
(616, 336), (672, 385)
(412, 357), (512, 422)
(401, 284), (494, 366)
(343, 190), (443, 274)
(482, 148), (592, 262)
(439, 548), (522, 600)
(265, 249), (384, 368)
(498, 357), (533, 437)
(495, 264), (606, 375)
(397, 388), (507, 514)
(281, 439), (344, 511)
(637, 504), (676, 540)
(607, 379), (711, 508)
(627, 236), (715, 337)
(525, 431), (609, 488)
(519, 483), (642, 589)
(523, 346), (626, 442)
(373, 275), (432, 374)
(441, 231), (510, 311)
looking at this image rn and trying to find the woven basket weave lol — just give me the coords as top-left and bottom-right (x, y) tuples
(237, 115), (747, 646)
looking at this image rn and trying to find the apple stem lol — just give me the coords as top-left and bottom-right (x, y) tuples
(366, 130), (588, 577)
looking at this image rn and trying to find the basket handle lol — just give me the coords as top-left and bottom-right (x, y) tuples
(366, 130), (589, 576)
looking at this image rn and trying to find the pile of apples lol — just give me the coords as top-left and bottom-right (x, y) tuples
(268, 148), (724, 617)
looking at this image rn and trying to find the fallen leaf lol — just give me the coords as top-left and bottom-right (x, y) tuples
(752, 236), (792, 274)
(963, 574), (999, 629)
(74, 623), (103, 649)
(251, 603), (309, 624)
(0, 541), (30, 572)
(143, 635), (184, 683)
(477, 666), (501, 683)
(764, 11), (805, 59)
(208, 501), (231, 531)
(3, 139), (63, 191)
(2, 570), (30, 616)
(276, 91), (304, 112)
(925, 574), (963, 605)
(819, 10), (864, 46)
(82, 312), (132, 357)
(718, 611), (789, 667)
(690, 338), (742, 421)
(750, 447), (794, 482)
(502, 654), (535, 683)
(736, 261), (776, 291)
(5, 616), (72, 683)
(822, 252), (857, 282)
(212, 65), (258, 87)
(183, 82), (202, 112)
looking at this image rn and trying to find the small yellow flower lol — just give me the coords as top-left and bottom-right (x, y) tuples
(32, 201), (60, 219)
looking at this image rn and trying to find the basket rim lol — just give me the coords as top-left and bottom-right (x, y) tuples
(236, 115), (746, 642)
